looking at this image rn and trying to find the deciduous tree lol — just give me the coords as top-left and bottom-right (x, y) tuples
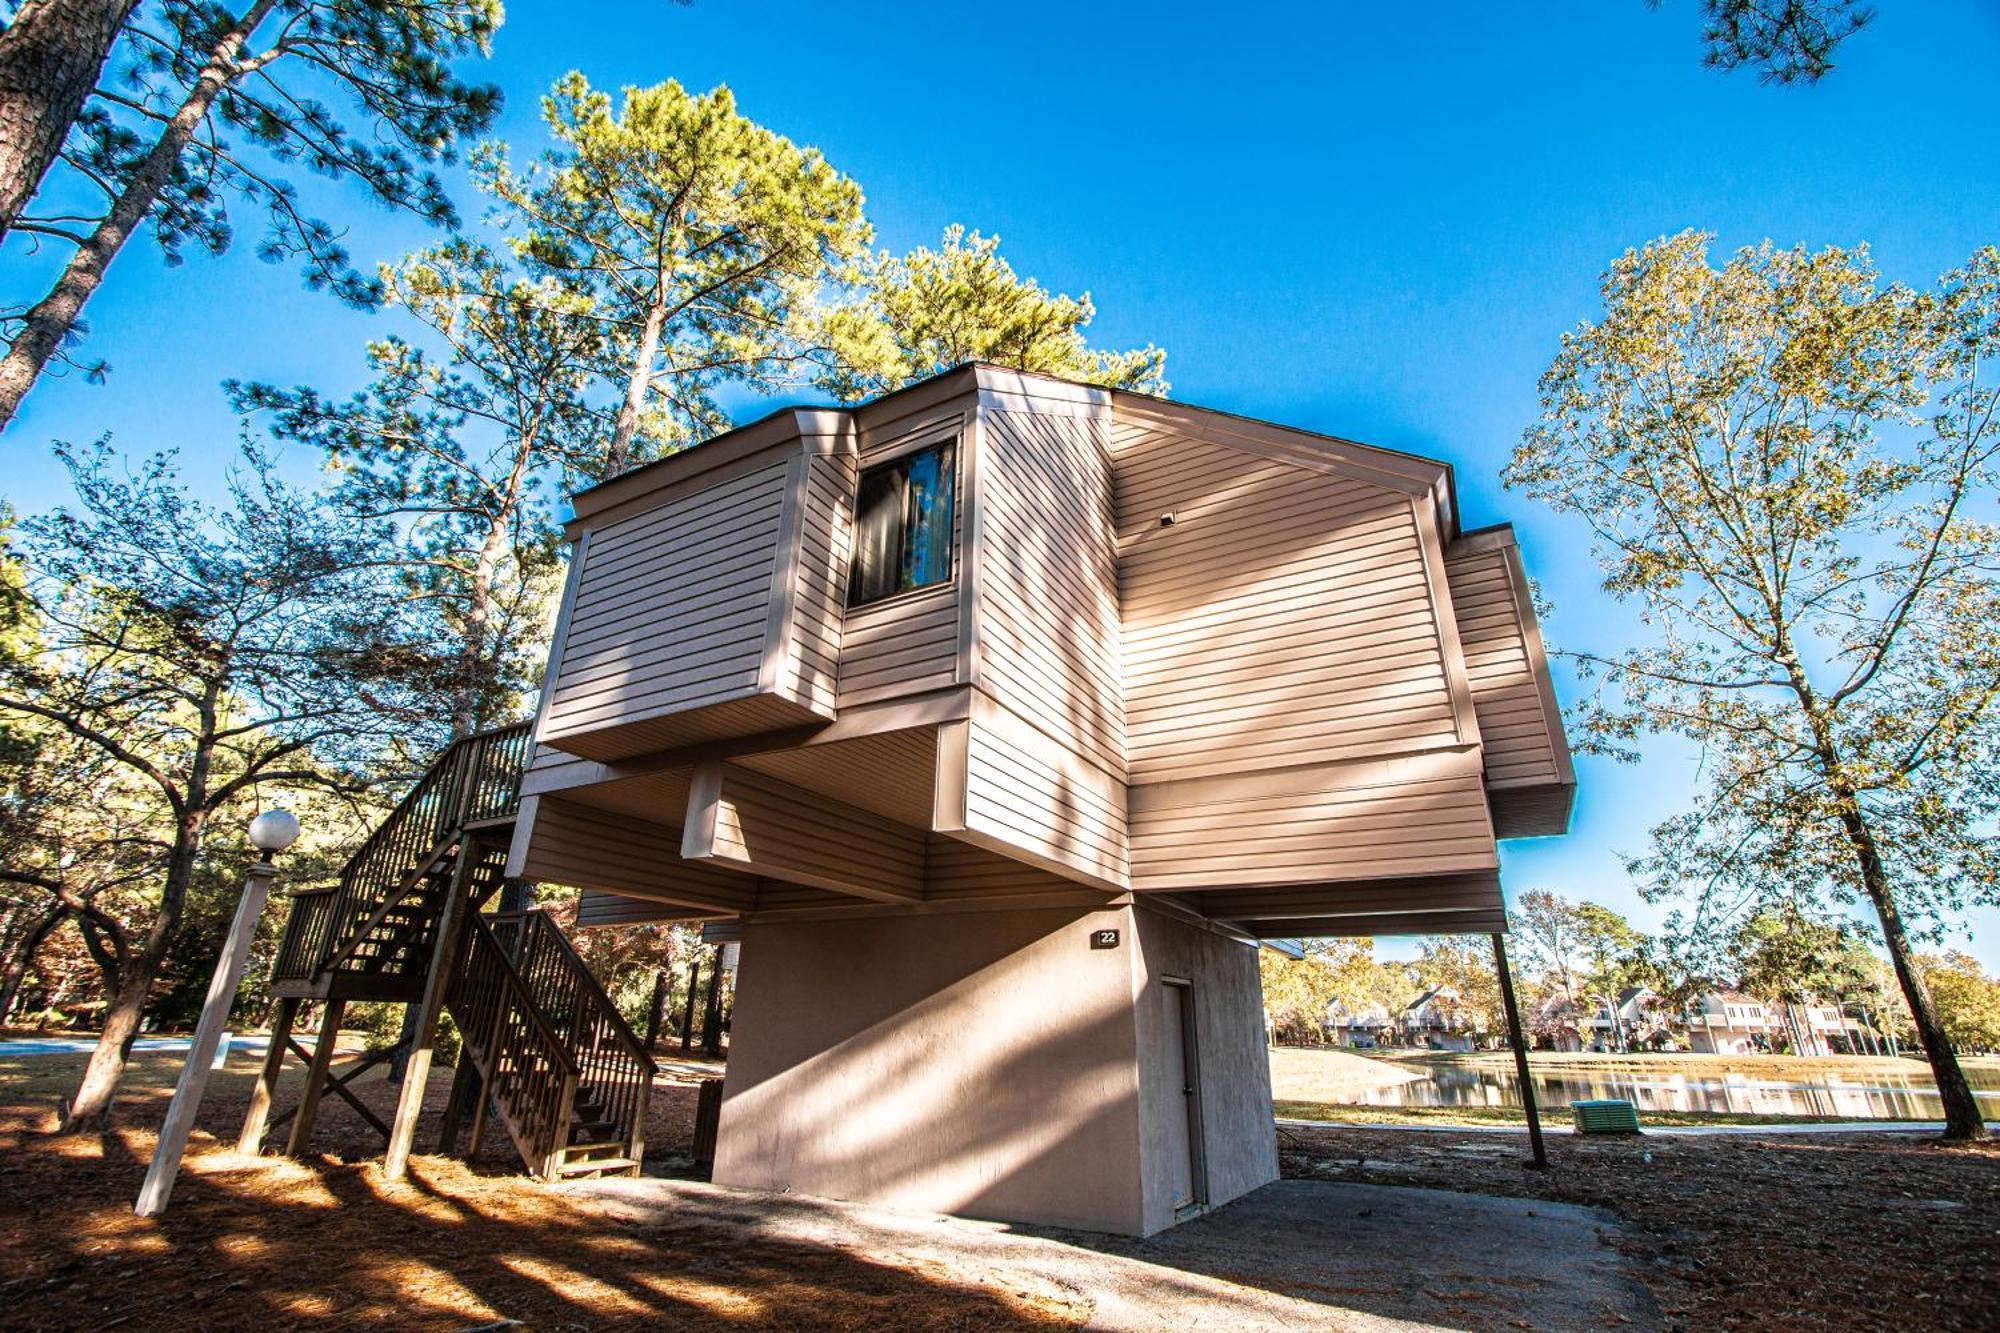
(1507, 232), (1999, 1137)
(0, 441), (443, 1128)
(1919, 953), (2000, 1056)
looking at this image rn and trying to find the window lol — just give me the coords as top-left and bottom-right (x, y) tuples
(848, 439), (956, 607)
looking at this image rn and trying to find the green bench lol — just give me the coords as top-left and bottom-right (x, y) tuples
(1571, 1098), (1643, 1134)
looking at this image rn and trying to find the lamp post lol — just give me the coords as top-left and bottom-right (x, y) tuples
(135, 809), (299, 1217)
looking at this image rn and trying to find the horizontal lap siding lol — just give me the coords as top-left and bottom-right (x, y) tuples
(976, 407), (1126, 777)
(924, 835), (1100, 901)
(545, 462), (789, 748)
(517, 798), (753, 910)
(576, 890), (715, 927)
(1128, 763), (1498, 890)
(1444, 544), (1563, 789)
(838, 585), (959, 705)
(786, 455), (854, 717)
(964, 712), (1128, 887)
(710, 765), (926, 901)
(1114, 431), (1460, 783)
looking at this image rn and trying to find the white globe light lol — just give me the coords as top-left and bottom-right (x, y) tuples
(248, 809), (301, 853)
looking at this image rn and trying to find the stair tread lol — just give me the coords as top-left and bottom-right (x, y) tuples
(556, 1156), (638, 1175)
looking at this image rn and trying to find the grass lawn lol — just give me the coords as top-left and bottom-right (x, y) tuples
(1374, 1046), (1982, 1080)
(1274, 1099), (1889, 1129)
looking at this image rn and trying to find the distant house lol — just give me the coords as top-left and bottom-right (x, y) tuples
(1685, 991), (1772, 1054)
(1401, 986), (1484, 1052)
(1326, 1000), (1393, 1049)
(1583, 986), (1669, 1052)
(1686, 991), (1869, 1056)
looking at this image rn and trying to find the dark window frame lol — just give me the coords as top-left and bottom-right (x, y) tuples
(846, 436), (959, 609)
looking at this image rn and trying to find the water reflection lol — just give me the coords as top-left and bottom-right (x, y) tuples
(1354, 1065), (2000, 1120)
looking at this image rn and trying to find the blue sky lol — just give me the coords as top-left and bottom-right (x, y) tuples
(5, 1), (1998, 965)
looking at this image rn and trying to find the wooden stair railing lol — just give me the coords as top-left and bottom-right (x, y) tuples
(262, 721), (649, 1182)
(447, 912), (583, 1180)
(499, 909), (657, 1175)
(270, 722), (533, 991)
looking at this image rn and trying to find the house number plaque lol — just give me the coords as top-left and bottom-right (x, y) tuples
(1090, 929), (1120, 950)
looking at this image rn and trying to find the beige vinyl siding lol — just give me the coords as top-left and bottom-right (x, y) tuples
(737, 726), (936, 828)
(698, 763), (926, 903)
(543, 460), (790, 756)
(1126, 753), (1497, 891)
(1186, 871), (1505, 923)
(1114, 428), (1463, 783)
(924, 835), (1108, 903)
(961, 697), (1128, 889)
(1444, 541), (1564, 789)
(975, 405), (1125, 777)
(576, 890), (718, 927)
(513, 797), (755, 911)
(781, 453), (855, 716)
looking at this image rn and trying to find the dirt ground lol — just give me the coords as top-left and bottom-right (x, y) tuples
(1, 1040), (1995, 1330)
(1279, 1121), (2000, 1332)
(0, 1044), (1085, 1330)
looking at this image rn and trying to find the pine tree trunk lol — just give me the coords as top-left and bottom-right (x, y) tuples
(0, 0), (140, 240)
(0, 0), (274, 431)
(605, 297), (669, 477)
(1840, 803), (1987, 1139)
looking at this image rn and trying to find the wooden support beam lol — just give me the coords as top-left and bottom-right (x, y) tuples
(266, 1041), (395, 1141)
(436, 1058), (479, 1154)
(1492, 932), (1548, 1171)
(384, 837), (480, 1180)
(284, 998), (347, 1157)
(237, 996), (297, 1154)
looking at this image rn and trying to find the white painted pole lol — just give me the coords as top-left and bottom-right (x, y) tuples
(134, 858), (277, 1217)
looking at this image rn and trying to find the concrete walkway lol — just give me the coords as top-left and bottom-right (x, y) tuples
(1278, 1114), (1948, 1137)
(566, 1175), (1657, 1331)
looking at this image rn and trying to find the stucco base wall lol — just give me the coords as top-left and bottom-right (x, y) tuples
(714, 901), (1276, 1236)
(1129, 903), (1281, 1234)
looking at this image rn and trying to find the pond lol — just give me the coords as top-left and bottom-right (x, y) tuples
(1352, 1062), (2000, 1121)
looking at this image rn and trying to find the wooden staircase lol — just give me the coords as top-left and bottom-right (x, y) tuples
(256, 722), (655, 1180)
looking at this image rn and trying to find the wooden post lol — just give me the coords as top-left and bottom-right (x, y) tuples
(237, 995), (298, 1154)
(436, 1057), (478, 1154)
(383, 838), (479, 1180)
(135, 857), (278, 1215)
(1491, 932), (1548, 1170)
(285, 997), (347, 1157)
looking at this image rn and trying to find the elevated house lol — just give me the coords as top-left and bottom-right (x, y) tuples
(1327, 1000), (1394, 1049)
(251, 363), (1574, 1236)
(1685, 991), (1775, 1055)
(1399, 985), (1486, 1052)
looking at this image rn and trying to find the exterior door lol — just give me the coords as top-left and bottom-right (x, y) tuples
(1162, 978), (1206, 1214)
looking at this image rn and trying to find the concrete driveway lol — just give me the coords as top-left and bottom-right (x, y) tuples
(567, 1175), (1657, 1331)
